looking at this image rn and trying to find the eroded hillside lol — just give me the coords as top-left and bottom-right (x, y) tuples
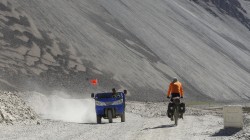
(1, 0), (250, 101)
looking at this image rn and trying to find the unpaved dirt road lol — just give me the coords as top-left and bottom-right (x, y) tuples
(1, 112), (248, 140)
(0, 113), (222, 140)
(0, 94), (249, 140)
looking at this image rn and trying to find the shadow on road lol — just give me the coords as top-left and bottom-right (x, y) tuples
(79, 123), (98, 125)
(143, 124), (175, 130)
(79, 122), (122, 125)
(212, 128), (242, 136)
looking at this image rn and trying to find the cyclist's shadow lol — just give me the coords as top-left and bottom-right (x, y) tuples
(143, 124), (175, 130)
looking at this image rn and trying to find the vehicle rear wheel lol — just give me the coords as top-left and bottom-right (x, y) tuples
(174, 108), (179, 126)
(97, 116), (102, 124)
(121, 112), (125, 122)
(108, 110), (113, 123)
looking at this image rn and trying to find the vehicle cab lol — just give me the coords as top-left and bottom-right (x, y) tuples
(91, 90), (127, 123)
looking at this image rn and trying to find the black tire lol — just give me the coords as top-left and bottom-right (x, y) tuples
(108, 110), (113, 123)
(121, 112), (125, 122)
(174, 107), (179, 126)
(97, 116), (102, 124)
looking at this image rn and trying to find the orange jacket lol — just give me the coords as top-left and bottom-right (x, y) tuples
(167, 81), (184, 97)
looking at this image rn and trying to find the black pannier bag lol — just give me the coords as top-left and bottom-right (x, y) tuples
(179, 103), (186, 113)
(167, 103), (174, 118)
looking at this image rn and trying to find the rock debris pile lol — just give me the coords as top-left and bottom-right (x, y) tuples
(0, 91), (38, 125)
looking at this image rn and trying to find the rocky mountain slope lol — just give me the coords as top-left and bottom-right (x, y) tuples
(0, 0), (250, 101)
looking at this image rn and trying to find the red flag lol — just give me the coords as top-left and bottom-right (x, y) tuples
(90, 79), (98, 86)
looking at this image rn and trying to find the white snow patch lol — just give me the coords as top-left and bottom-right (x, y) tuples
(50, 42), (63, 56)
(68, 61), (86, 72)
(25, 56), (39, 66)
(29, 67), (43, 75)
(28, 42), (41, 57)
(37, 64), (48, 71)
(16, 46), (29, 55)
(125, 39), (136, 46)
(42, 52), (56, 63)
(105, 22), (124, 32)
(16, 35), (29, 42)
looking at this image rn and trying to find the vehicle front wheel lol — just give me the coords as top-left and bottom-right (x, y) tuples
(121, 112), (125, 122)
(97, 116), (102, 124)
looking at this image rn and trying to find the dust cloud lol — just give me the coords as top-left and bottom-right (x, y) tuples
(20, 91), (96, 123)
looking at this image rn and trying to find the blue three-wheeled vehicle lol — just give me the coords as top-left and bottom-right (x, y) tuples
(91, 90), (127, 124)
